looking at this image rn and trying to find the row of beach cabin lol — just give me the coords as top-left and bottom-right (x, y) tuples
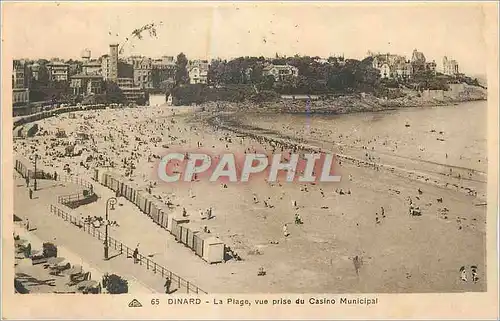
(94, 168), (225, 264)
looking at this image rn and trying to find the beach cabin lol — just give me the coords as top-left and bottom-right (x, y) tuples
(169, 214), (190, 240)
(183, 222), (202, 249)
(194, 233), (225, 264)
(154, 203), (169, 229)
(139, 193), (149, 214)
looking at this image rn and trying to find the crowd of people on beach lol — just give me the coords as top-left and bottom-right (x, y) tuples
(13, 105), (485, 275)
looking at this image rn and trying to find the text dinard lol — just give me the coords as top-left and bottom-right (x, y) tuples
(166, 297), (378, 306)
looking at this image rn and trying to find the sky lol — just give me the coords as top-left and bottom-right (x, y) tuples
(3, 2), (493, 75)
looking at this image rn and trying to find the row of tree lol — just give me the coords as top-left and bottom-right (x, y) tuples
(170, 52), (483, 105)
(204, 55), (379, 95)
(169, 53), (382, 102)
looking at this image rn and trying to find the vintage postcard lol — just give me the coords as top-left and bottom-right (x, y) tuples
(1, 1), (499, 319)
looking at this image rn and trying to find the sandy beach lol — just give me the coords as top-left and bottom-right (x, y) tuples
(13, 102), (486, 293)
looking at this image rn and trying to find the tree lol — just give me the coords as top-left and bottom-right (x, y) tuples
(327, 56), (340, 67)
(171, 84), (205, 105)
(105, 274), (129, 294)
(175, 53), (189, 86)
(207, 59), (225, 86)
(105, 80), (126, 103)
(259, 75), (275, 91)
(250, 64), (264, 84)
(136, 92), (149, 105)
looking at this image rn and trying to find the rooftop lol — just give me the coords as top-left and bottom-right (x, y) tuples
(47, 61), (69, 66)
(83, 61), (101, 66)
(263, 64), (298, 71)
(71, 73), (103, 79)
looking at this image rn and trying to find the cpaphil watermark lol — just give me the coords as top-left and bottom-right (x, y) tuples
(156, 151), (341, 184)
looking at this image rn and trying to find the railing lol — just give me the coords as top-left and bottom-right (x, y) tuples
(14, 130), (208, 294)
(58, 175), (94, 191)
(15, 158), (96, 206)
(13, 104), (108, 128)
(57, 192), (87, 206)
(49, 204), (208, 295)
(15, 160), (93, 191)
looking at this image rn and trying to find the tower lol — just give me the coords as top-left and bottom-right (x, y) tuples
(109, 44), (119, 80)
(81, 48), (91, 62)
(443, 56), (449, 74)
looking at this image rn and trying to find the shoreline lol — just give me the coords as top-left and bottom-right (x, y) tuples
(198, 104), (486, 201)
(197, 88), (487, 115)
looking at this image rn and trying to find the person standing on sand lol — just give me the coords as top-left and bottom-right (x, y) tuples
(471, 266), (478, 283)
(460, 266), (468, 282)
(353, 256), (361, 275)
(25, 243), (32, 258)
(133, 246), (139, 264)
(295, 213), (303, 225)
(164, 277), (172, 294)
(102, 273), (109, 288)
(283, 224), (290, 237)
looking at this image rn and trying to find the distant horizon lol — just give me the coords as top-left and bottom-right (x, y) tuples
(4, 2), (489, 75)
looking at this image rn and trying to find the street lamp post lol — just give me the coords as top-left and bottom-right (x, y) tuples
(33, 154), (39, 191)
(104, 197), (117, 260)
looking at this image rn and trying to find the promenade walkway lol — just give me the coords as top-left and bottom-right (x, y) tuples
(14, 223), (152, 293)
(14, 177), (166, 293)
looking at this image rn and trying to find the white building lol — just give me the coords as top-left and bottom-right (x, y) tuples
(372, 53), (412, 79)
(262, 64), (299, 82)
(188, 60), (209, 84)
(101, 55), (110, 80)
(70, 74), (104, 96)
(152, 56), (175, 69)
(82, 60), (101, 75)
(117, 77), (134, 88)
(30, 63), (40, 81)
(47, 61), (70, 81)
(132, 57), (153, 89)
(442, 56), (459, 76)
(149, 93), (166, 107)
(13, 88), (30, 105)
